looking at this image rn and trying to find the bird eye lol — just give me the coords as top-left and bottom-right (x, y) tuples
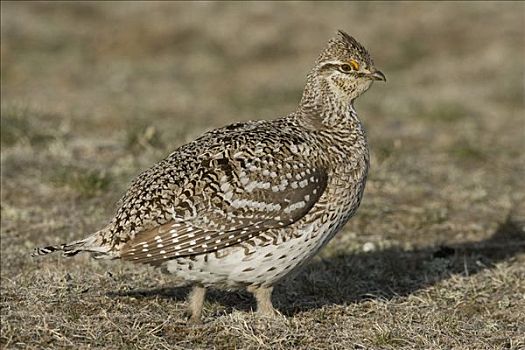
(340, 64), (353, 73)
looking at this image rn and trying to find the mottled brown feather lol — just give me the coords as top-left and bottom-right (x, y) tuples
(120, 165), (328, 265)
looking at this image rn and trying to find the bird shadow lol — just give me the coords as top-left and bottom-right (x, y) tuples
(108, 214), (524, 316)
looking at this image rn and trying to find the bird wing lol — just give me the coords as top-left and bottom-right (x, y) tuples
(120, 145), (327, 265)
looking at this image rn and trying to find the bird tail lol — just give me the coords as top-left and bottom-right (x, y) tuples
(31, 230), (113, 259)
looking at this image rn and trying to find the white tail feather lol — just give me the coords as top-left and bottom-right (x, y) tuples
(32, 231), (112, 259)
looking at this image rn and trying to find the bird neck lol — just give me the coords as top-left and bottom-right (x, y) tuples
(298, 73), (361, 130)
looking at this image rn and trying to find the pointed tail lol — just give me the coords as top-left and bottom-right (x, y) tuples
(31, 231), (113, 259)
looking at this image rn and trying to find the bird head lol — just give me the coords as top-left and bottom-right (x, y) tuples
(311, 31), (385, 103)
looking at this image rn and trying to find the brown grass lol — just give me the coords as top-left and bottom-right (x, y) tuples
(1, 2), (524, 349)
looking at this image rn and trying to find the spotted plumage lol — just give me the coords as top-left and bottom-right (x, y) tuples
(33, 30), (385, 323)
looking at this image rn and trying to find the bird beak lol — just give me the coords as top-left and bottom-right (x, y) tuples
(370, 70), (386, 82)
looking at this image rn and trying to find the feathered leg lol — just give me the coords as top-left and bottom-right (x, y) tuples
(187, 284), (206, 324)
(248, 285), (276, 316)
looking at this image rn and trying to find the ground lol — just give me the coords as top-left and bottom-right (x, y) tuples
(1, 2), (524, 349)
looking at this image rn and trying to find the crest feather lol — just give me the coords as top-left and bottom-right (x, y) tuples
(316, 30), (373, 67)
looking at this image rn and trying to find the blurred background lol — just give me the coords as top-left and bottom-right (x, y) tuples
(1, 2), (524, 348)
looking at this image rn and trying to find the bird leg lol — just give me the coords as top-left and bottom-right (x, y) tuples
(187, 285), (206, 324)
(248, 285), (276, 316)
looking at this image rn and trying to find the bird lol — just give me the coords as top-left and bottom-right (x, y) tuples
(33, 30), (386, 323)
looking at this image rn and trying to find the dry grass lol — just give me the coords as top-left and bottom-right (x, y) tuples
(1, 2), (524, 349)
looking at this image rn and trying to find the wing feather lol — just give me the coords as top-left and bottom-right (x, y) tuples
(120, 144), (328, 265)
